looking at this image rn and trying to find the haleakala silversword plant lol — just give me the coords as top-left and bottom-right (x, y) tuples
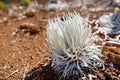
(96, 8), (120, 44)
(97, 8), (120, 34)
(46, 12), (104, 79)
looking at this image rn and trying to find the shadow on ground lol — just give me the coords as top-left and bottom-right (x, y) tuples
(25, 62), (59, 80)
(25, 62), (79, 80)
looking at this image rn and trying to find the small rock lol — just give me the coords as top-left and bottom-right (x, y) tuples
(19, 22), (39, 35)
(24, 9), (36, 17)
(2, 17), (8, 23)
(17, 13), (27, 21)
(18, 6), (24, 10)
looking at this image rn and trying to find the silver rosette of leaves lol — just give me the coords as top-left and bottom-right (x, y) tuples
(46, 12), (104, 79)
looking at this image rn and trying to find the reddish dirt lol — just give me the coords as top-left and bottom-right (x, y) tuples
(0, 0), (120, 80)
(103, 43), (120, 66)
(0, 6), (49, 80)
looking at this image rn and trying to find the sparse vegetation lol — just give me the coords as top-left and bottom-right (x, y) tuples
(0, 1), (6, 9)
(20, 0), (32, 6)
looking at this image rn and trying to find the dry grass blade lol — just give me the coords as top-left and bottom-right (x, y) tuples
(5, 69), (19, 79)
(22, 63), (29, 80)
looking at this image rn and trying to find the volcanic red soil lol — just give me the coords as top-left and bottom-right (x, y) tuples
(0, 0), (120, 80)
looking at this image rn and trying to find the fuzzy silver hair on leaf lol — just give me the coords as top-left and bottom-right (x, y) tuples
(46, 12), (104, 79)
